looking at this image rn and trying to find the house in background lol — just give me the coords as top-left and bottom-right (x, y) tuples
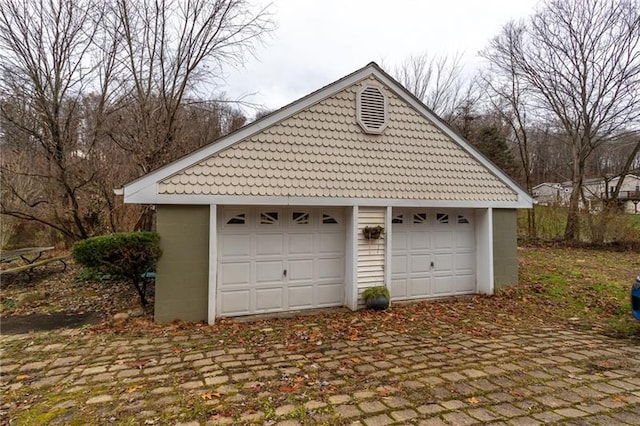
(120, 62), (532, 324)
(532, 182), (566, 205)
(533, 175), (640, 214)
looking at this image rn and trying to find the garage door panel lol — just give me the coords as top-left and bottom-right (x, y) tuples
(433, 276), (453, 294)
(256, 234), (284, 256)
(392, 232), (408, 251)
(434, 231), (453, 249)
(410, 278), (431, 297)
(288, 259), (314, 280)
(220, 234), (251, 257)
(452, 275), (475, 293)
(319, 233), (344, 254)
(255, 288), (284, 311)
(316, 283), (343, 304)
(289, 234), (314, 255)
(220, 262), (251, 285)
(289, 286), (314, 309)
(410, 254), (431, 273)
(255, 261), (284, 283)
(410, 231), (431, 250)
(433, 253), (453, 273)
(455, 252), (475, 271)
(391, 254), (407, 274)
(455, 231), (475, 248)
(318, 258), (343, 279)
(220, 290), (251, 315)
(390, 279), (408, 299)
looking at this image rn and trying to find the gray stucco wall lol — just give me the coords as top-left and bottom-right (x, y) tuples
(155, 205), (209, 323)
(492, 208), (518, 290)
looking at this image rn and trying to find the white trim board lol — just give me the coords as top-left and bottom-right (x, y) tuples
(124, 192), (531, 209)
(207, 204), (217, 324)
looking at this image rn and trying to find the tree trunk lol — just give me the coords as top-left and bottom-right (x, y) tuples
(527, 208), (536, 239)
(564, 161), (584, 241)
(134, 205), (155, 231)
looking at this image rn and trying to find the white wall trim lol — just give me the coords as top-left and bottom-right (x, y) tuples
(124, 192), (531, 209)
(475, 208), (494, 295)
(347, 206), (359, 310)
(384, 206), (392, 290)
(207, 204), (217, 324)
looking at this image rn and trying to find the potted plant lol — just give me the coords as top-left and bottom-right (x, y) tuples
(363, 225), (384, 240)
(362, 286), (390, 311)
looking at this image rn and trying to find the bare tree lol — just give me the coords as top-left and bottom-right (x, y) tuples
(394, 52), (470, 121)
(481, 60), (538, 237)
(107, 0), (273, 229)
(482, 0), (640, 241)
(0, 0), (117, 240)
(0, 0), (271, 239)
(111, 0), (273, 173)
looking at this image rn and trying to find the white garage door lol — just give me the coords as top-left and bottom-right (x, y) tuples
(217, 207), (345, 317)
(391, 209), (476, 301)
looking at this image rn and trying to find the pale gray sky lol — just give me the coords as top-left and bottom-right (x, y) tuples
(221, 0), (540, 114)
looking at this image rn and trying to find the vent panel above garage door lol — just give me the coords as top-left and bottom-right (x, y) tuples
(217, 207), (345, 317)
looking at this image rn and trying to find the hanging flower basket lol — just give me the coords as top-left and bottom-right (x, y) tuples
(363, 225), (384, 240)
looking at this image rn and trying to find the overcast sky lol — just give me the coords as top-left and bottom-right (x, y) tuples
(220, 0), (540, 116)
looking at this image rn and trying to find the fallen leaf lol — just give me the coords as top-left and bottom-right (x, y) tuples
(127, 360), (150, 369)
(15, 375), (31, 381)
(279, 384), (300, 393)
(612, 396), (627, 403)
(126, 385), (144, 393)
(201, 391), (222, 400)
(467, 397), (480, 404)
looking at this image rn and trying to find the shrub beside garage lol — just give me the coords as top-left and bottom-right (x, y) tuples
(72, 232), (161, 307)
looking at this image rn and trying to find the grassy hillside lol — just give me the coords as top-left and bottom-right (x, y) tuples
(517, 245), (640, 337)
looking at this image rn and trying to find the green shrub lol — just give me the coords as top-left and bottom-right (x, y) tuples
(362, 286), (390, 302)
(72, 232), (161, 306)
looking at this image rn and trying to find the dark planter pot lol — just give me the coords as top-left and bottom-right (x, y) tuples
(366, 295), (390, 311)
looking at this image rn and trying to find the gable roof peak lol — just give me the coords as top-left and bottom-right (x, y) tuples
(120, 61), (532, 208)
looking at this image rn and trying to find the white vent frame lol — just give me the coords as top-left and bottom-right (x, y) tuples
(356, 85), (388, 134)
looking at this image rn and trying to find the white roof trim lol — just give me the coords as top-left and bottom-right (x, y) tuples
(125, 193), (531, 209)
(121, 62), (533, 208)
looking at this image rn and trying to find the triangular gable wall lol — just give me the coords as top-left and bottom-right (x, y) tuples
(159, 75), (518, 202)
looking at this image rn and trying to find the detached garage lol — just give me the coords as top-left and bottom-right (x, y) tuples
(120, 62), (532, 324)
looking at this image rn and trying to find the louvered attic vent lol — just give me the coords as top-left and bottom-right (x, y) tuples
(357, 85), (388, 134)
